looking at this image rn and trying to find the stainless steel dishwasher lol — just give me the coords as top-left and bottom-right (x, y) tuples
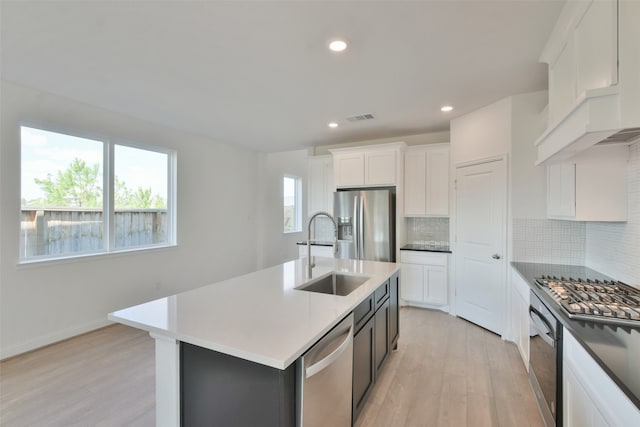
(297, 313), (354, 427)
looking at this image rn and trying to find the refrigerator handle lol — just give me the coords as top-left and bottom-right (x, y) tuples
(359, 195), (365, 260)
(353, 195), (359, 259)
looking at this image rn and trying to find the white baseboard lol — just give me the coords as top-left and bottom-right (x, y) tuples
(400, 299), (451, 314)
(0, 318), (113, 360)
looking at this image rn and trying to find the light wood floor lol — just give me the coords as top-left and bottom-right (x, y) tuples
(0, 325), (155, 426)
(1, 308), (543, 427)
(354, 308), (543, 427)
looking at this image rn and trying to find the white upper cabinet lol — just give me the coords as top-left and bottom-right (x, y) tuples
(330, 142), (405, 188)
(574, 0), (617, 98)
(536, 0), (640, 164)
(547, 144), (628, 221)
(307, 155), (334, 216)
(404, 144), (449, 217)
(547, 163), (576, 218)
(364, 150), (397, 186)
(332, 152), (364, 188)
(547, 0), (617, 125)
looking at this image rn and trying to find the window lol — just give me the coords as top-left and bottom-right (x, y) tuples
(283, 175), (301, 233)
(20, 124), (176, 262)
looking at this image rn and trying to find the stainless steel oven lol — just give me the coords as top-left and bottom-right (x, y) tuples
(529, 290), (562, 427)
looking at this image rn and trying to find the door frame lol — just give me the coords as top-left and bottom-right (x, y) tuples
(450, 154), (510, 339)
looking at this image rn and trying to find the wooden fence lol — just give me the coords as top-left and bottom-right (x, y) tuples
(20, 208), (167, 258)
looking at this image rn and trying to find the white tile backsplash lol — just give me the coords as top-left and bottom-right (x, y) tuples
(406, 217), (449, 243)
(512, 218), (586, 264)
(586, 141), (640, 285)
(311, 216), (336, 241)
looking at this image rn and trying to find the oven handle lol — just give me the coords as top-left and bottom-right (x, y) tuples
(529, 306), (556, 348)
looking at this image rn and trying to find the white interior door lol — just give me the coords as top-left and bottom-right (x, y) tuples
(455, 158), (507, 336)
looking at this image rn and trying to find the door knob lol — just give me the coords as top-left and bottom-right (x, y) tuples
(492, 254), (501, 260)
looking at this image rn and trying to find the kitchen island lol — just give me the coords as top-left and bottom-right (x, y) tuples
(109, 257), (399, 427)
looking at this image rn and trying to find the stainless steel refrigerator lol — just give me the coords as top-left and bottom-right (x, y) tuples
(333, 189), (395, 262)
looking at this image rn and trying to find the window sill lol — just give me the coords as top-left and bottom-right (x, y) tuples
(16, 243), (178, 269)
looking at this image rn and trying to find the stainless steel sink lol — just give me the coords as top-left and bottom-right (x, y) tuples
(297, 273), (370, 296)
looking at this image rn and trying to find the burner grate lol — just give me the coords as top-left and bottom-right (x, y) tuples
(535, 275), (640, 326)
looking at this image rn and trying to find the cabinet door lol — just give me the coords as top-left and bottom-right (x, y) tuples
(334, 152), (364, 188)
(374, 279), (390, 311)
(353, 293), (375, 334)
(404, 151), (426, 215)
(400, 263), (424, 302)
(564, 365), (611, 427)
(511, 288), (530, 368)
(425, 148), (449, 216)
(374, 299), (390, 378)
(575, 0), (617, 97)
(548, 38), (577, 124)
(352, 316), (375, 423)
(364, 150), (396, 186)
(389, 272), (399, 350)
(547, 163), (576, 218)
(563, 331), (640, 426)
(424, 265), (447, 305)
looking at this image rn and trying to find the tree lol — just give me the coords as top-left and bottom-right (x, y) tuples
(114, 178), (166, 209)
(34, 158), (101, 207)
(33, 157), (167, 209)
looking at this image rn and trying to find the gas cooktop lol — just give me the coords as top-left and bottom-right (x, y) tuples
(535, 275), (640, 327)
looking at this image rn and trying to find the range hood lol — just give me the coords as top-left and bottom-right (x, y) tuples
(534, 86), (640, 166)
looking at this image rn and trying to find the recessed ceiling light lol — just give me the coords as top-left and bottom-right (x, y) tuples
(328, 122), (339, 128)
(440, 105), (454, 112)
(328, 39), (348, 52)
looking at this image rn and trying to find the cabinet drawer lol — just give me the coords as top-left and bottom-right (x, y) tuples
(374, 280), (390, 310)
(399, 251), (447, 266)
(353, 294), (375, 334)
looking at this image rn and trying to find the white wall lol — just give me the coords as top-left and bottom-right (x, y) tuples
(257, 149), (309, 269)
(450, 97), (512, 166)
(0, 81), (261, 359)
(510, 91), (548, 219)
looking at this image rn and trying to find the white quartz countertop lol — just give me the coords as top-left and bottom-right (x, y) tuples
(109, 257), (399, 370)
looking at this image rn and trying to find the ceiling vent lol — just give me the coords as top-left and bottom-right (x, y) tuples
(345, 113), (375, 122)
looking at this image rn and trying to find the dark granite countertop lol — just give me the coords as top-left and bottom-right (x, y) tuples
(511, 262), (640, 410)
(400, 243), (452, 253)
(296, 241), (334, 246)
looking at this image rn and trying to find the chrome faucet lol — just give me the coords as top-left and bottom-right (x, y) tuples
(307, 211), (338, 278)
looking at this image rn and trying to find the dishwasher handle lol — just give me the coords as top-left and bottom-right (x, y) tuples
(305, 324), (353, 379)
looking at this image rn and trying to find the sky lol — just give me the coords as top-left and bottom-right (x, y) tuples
(21, 126), (168, 205)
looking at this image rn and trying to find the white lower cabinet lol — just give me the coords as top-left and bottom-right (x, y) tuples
(510, 269), (531, 369)
(563, 330), (640, 426)
(400, 251), (448, 306)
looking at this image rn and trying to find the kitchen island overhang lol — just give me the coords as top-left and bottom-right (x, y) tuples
(109, 257), (399, 427)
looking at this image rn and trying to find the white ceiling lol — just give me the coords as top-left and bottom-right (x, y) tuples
(0, 1), (563, 153)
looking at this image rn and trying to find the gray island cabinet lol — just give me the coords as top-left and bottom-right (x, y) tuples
(109, 258), (399, 427)
(352, 272), (400, 422)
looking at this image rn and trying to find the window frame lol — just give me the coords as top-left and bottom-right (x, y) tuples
(283, 174), (302, 234)
(19, 121), (177, 264)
